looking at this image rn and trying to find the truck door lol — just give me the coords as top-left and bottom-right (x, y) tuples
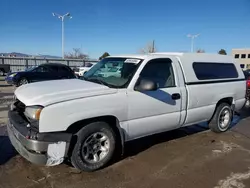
(127, 58), (182, 140)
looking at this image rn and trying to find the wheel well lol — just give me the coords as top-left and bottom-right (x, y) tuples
(16, 77), (28, 85)
(66, 116), (123, 154)
(19, 77), (29, 82)
(209, 97), (234, 123)
(216, 97), (233, 107)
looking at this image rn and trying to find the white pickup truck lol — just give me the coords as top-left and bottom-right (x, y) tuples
(7, 53), (246, 172)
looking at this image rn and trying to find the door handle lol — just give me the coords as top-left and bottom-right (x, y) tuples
(171, 93), (181, 100)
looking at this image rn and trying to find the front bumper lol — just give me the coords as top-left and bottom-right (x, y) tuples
(7, 110), (72, 166)
(5, 79), (15, 85)
(5, 77), (17, 85)
(7, 122), (49, 165)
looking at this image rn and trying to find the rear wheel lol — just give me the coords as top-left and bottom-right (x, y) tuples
(18, 78), (29, 86)
(209, 103), (233, 133)
(70, 122), (116, 172)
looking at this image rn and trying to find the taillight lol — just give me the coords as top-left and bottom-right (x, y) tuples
(247, 80), (250, 88)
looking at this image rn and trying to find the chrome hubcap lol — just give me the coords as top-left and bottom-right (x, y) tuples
(82, 132), (110, 163)
(219, 109), (230, 129)
(20, 79), (28, 85)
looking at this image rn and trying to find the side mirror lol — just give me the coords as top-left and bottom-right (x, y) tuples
(135, 79), (158, 91)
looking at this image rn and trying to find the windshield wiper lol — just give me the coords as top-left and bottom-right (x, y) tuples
(88, 78), (106, 85)
(84, 77), (116, 88)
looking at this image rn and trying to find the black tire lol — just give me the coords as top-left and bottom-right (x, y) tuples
(17, 78), (29, 86)
(70, 122), (116, 172)
(208, 103), (233, 133)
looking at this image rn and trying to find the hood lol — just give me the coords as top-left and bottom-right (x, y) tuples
(7, 69), (29, 76)
(7, 72), (18, 76)
(15, 79), (117, 106)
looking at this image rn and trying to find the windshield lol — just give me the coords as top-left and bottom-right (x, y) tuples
(25, 66), (38, 72)
(83, 57), (142, 88)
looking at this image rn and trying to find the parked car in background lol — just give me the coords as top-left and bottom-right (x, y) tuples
(97, 66), (122, 78)
(75, 63), (95, 77)
(0, 64), (11, 76)
(5, 63), (76, 86)
(243, 69), (250, 103)
(7, 53), (246, 172)
(73, 67), (80, 77)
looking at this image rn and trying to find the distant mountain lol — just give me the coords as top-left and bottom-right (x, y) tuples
(0, 52), (97, 60)
(0, 52), (61, 59)
(34, 55), (61, 59)
(0, 52), (30, 57)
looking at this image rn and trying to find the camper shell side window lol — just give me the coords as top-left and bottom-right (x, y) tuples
(192, 62), (239, 80)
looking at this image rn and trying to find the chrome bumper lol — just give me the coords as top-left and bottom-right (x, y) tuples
(7, 121), (49, 165)
(7, 121), (70, 165)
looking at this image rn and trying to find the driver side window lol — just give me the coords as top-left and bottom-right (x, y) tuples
(34, 66), (49, 72)
(139, 58), (175, 88)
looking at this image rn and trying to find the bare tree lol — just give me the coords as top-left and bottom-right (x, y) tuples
(64, 48), (89, 60)
(139, 40), (157, 54)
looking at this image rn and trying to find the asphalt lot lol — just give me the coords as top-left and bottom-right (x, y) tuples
(1, 79), (250, 188)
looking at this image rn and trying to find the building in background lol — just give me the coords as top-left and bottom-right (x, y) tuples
(232, 48), (250, 70)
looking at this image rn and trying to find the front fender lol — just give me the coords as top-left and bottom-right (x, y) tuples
(39, 91), (128, 133)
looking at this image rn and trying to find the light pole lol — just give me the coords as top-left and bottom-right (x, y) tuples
(52, 12), (72, 59)
(187, 34), (200, 52)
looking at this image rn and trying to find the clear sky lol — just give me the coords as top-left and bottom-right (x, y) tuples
(0, 0), (250, 59)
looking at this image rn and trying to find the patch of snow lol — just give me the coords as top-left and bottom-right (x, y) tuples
(214, 168), (250, 188)
(212, 141), (234, 156)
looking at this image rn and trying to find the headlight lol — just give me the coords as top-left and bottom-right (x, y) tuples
(9, 73), (17, 77)
(24, 106), (43, 120)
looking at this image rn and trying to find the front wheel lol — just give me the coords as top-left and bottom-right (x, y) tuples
(70, 122), (116, 172)
(17, 78), (29, 86)
(208, 103), (233, 133)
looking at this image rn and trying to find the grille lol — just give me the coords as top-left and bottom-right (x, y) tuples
(14, 99), (26, 113)
(12, 98), (39, 131)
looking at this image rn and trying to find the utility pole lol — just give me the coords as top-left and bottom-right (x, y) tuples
(152, 40), (155, 53)
(187, 34), (200, 52)
(52, 12), (72, 59)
